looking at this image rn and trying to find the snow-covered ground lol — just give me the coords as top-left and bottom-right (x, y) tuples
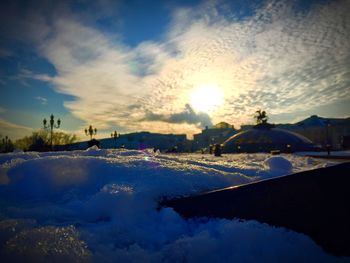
(296, 150), (350, 157)
(0, 148), (347, 262)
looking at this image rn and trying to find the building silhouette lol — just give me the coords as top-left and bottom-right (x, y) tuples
(277, 115), (350, 149)
(223, 124), (317, 153)
(54, 116), (350, 153)
(56, 132), (187, 152)
(193, 122), (236, 152)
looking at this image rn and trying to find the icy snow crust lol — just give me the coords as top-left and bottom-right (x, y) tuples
(0, 148), (346, 262)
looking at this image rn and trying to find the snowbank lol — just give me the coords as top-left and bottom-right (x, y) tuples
(263, 156), (293, 176)
(0, 149), (345, 262)
(296, 150), (350, 157)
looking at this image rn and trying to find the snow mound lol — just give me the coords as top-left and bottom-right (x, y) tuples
(264, 156), (293, 174)
(0, 149), (344, 262)
(86, 145), (100, 151)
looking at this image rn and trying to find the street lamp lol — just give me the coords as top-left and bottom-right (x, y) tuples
(111, 130), (119, 148)
(85, 125), (97, 140)
(43, 114), (61, 150)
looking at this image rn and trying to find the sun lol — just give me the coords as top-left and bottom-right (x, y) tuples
(190, 84), (224, 113)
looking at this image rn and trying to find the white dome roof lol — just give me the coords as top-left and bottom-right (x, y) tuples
(223, 127), (316, 153)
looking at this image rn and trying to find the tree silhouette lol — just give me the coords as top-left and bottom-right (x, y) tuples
(254, 110), (268, 124)
(0, 135), (14, 153)
(15, 130), (77, 151)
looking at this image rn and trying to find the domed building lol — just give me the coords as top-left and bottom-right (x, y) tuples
(223, 124), (318, 153)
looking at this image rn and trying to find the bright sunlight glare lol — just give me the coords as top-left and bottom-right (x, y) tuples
(190, 84), (224, 113)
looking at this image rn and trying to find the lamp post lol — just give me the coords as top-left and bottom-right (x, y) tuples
(111, 130), (119, 148)
(43, 114), (61, 150)
(85, 125), (97, 140)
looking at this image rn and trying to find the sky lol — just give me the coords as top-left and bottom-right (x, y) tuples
(0, 0), (349, 140)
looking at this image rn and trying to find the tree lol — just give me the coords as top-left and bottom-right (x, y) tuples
(51, 131), (77, 146)
(0, 135), (15, 153)
(254, 110), (268, 125)
(15, 130), (77, 151)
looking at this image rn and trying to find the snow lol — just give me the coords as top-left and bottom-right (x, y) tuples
(263, 156), (293, 175)
(0, 149), (347, 262)
(296, 150), (350, 157)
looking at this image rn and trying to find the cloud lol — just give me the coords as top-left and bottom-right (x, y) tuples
(6, 0), (350, 136)
(0, 118), (33, 140)
(0, 48), (13, 57)
(143, 104), (212, 128)
(35, 96), (48, 105)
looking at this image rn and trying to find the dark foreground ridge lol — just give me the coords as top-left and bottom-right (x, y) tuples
(162, 162), (350, 257)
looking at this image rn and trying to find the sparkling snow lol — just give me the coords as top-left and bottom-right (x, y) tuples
(0, 148), (347, 262)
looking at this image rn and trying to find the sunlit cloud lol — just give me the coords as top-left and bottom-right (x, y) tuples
(22, 0), (350, 136)
(0, 118), (33, 140)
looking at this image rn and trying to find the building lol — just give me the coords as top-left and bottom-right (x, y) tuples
(277, 115), (350, 149)
(101, 132), (187, 152)
(193, 122), (236, 151)
(56, 132), (188, 152)
(223, 124), (317, 153)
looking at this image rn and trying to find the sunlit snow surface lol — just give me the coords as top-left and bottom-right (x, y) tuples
(0, 148), (347, 262)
